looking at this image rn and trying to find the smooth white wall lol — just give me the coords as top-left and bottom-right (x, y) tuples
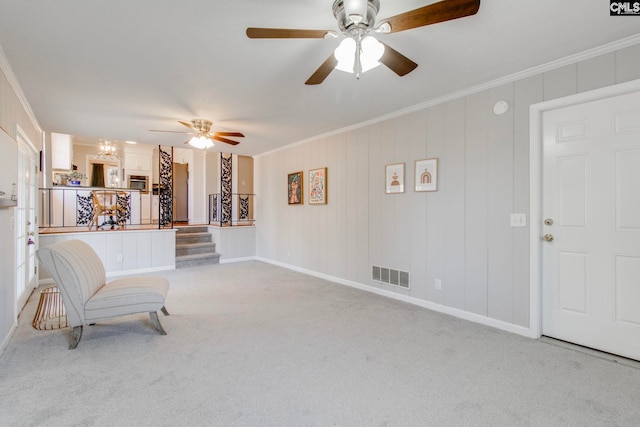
(255, 43), (640, 329)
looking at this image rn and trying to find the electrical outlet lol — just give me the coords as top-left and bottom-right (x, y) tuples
(435, 278), (442, 290)
(117, 254), (123, 262)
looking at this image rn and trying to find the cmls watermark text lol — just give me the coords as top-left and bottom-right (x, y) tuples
(610, 1), (640, 15)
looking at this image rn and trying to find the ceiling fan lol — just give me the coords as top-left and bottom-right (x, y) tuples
(150, 119), (244, 149)
(246, 0), (480, 85)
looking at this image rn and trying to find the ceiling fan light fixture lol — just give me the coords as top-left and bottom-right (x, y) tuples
(334, 35), (384, 75)
(188, 135), (214, 150)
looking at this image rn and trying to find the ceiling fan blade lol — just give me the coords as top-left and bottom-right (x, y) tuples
(149, 129), (194, 134)
(305, 54), (338, 85)
(246, 28), (331, 39)
(378, 42), (418, 77)
(214, 132), (245, 138)
(213, 135), (240, 146)
(381, 0), (480, 34)
(178, 120), (195, 129)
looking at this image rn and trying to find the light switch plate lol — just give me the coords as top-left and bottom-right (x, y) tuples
(510, 213), (527, 227)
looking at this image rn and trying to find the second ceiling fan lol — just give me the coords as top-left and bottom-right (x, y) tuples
(246, 0), (480, 85)
(150, 119), (244, 149)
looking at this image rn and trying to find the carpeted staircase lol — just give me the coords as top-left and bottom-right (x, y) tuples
(175, 226), (220, 268)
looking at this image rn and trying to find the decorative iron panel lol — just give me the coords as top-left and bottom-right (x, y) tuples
(116, 192), (131, 225)
(239, 196), (249, 220)
(159, 146), (173, 228)
(212, 194), (218, 222)
(76, 194), (93, 225)
(220, 153), (232, 226)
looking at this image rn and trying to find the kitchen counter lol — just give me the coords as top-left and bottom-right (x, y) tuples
(53, 185), (141, 191)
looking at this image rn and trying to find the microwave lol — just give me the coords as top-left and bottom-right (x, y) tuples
(128, 175), (149, 192)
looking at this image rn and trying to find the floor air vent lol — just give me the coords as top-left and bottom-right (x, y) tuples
(372, 265), (410, 289)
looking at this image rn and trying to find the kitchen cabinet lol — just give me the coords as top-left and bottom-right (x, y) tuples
(124, 152), (152, 173)
(51, 133), (73, 170)
(141, 193), (151, 223)
(152, 195), (159, 222)
(124, 146), (154, 174)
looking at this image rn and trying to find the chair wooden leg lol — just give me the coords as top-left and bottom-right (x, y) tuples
(69, 325), (83, 350)
(149, 312), (167, 335)
(161, 306), (170, 316)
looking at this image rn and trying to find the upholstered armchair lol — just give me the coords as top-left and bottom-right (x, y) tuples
(37, 239), (170, 349)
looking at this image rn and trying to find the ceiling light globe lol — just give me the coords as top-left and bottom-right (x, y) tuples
(360, 35), (384, 72)
(189, 135), (214, 150)
(334, 35), (384, 75)
(334, 37), (356, 73)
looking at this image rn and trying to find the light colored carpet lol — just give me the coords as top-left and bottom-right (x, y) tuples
(1, 260), (639, 426)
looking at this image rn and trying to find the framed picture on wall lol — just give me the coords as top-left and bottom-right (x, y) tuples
(385, 163), (405, 194)
(308, 167), (327, 204)
(414, 158), (438, 192)
(288, 171), (303, 205)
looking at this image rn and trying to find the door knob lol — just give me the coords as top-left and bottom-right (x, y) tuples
(543, 234), (554, 242)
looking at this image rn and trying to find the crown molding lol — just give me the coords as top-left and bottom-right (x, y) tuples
(256, 34), (640, 158)
(0, 43), (43, 135)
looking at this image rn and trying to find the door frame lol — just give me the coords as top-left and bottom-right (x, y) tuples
(528, 78), (640, 339)
(14, 124), (38, 313)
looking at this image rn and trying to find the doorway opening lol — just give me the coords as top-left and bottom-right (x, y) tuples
(173, 162), (188, 222)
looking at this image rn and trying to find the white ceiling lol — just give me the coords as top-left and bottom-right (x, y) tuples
(0, 1), (638, 156)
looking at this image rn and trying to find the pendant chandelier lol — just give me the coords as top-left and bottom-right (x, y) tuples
(97, 139), (120, 160)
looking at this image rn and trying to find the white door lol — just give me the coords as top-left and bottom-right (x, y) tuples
(541, 90), (640, 360)
(15, 133), (38, 312)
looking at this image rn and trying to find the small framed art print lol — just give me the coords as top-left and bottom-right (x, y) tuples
(385, 163), (405, 194)
(414, 158), (438, 192)
(308, 167), (327, 204)
(288, 171), (303, 205)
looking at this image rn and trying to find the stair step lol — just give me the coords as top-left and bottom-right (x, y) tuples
(175, 252), (220, 269)
(175, 226), (209, 234)
(176, 242), (217, 256)
(175, 232), (212, 244)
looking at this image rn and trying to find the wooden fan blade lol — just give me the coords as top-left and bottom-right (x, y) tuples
(213, 135), (240, 146)
(379, 42), (418, 77)
(305, 54), (338, 85)
(149, 129), (194, 134)
(214, 132), (245, 138)
(381, 0), (480, 34)
(246, 28), (331, 39)
(178, 120), (195, 129)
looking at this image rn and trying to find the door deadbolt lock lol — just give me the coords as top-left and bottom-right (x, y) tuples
(544, 218), (553, 226)
(543, 234), (554, 242)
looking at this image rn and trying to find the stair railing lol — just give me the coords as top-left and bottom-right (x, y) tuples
(208, 193), (255, 226)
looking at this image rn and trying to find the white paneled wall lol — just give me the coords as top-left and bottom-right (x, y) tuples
(38, 229), (176, 281)
(0, 59), (42, 352)
(255, 44), (640, 331)
(209, 225), (256, 262)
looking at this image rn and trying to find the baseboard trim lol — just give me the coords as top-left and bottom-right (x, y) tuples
(220, 256), (256, 264)
(255, 257), (532, 338)
(0, 322), (17, 357)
